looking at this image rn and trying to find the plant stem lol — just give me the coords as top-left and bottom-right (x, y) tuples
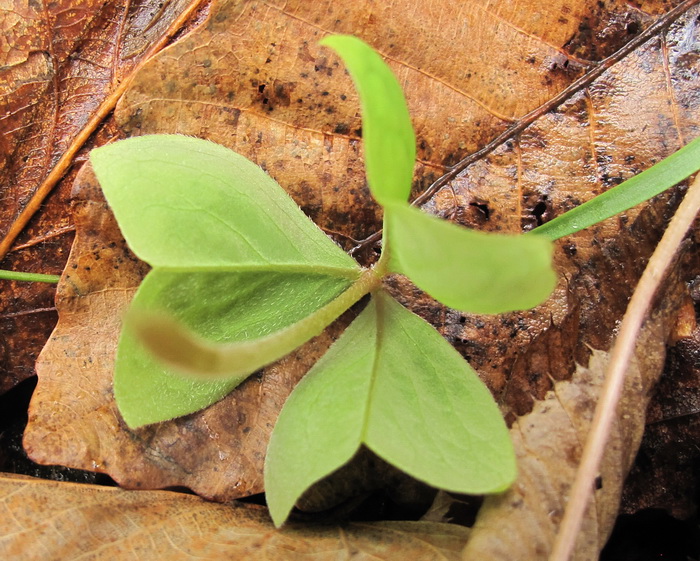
(133, 266), (384, 378)
(0, 270), (60, 283)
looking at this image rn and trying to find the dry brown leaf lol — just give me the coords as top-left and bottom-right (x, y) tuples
(461, 299), (685, 560)
(0, 473), (469, 560)
(19, 0), (700, 552)
(0, 0), (206, 393)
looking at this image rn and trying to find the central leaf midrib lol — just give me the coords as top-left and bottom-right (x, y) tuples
(155, 263), (361, 279)
(359, 293), (385, 443)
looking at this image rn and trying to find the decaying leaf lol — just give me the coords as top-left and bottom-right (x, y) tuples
(0, 0), (206, 393)
(461, 294), (686, 560)
(19, 0), (700, 554)
(0, 473), (469, 560)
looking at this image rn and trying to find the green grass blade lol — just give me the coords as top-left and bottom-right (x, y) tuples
(320, 35), (415, 205)
(531, 135), (700, 240)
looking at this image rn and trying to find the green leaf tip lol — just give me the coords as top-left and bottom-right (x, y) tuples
(320, 35), (416, 206)
(385, 203), (556, 314)
(265, 291), (516, 527)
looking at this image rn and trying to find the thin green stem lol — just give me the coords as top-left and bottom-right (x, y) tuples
(0, 270), (60, 283)
(132, 267), (383, 378)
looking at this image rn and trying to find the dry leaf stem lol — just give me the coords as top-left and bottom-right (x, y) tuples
(0, 0), (209, 261)
(549, 173), (700, 561)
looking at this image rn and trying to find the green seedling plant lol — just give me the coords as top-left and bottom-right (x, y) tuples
(83, 36), (700, 528)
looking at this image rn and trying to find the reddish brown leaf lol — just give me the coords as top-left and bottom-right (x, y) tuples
(0, 0), (208, 393)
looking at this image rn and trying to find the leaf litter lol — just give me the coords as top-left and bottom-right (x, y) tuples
(10, 0), (700, 558)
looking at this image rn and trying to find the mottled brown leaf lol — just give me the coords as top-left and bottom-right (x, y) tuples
(461, 294), (686, 560)
(0, 0), (206, 393)
(0, 473), (469, 561)
(21, 0), (700, 551)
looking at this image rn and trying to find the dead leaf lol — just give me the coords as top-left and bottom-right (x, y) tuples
(461, 291), (686, 560)
(0, 0), (207, 393)
(18, 0), (700, 554)
(0, 473), (469, 560)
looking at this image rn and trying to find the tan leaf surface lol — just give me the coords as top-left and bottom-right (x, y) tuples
(22, 0), (700, 547)
(0, 0), (205, 393)
(0, 473), (469, 561)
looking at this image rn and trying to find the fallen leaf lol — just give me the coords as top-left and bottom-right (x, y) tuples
(0, 0), (206, 393)
(20, 0), (700, 551)
(461, 286), (687, 559)
(0, 473), (469, 560)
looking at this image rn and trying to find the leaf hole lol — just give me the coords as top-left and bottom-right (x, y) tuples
(532, 200), (548, 226)
(469, 202), (491, 220)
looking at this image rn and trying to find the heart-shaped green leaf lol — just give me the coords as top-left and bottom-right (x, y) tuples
(90, 135), (361, 427)
(265, 290), (516, 527)
(320, 35), (415, 205)
(385, 203), (556, 313)
(90, 135), (359, 272)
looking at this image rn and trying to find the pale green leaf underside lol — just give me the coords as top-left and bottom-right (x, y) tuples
(321, 35), (415, 205)
(90, 135), (359, 273)
(386, 203), (556, 314)
(265, 291), (516, 527)
(532, 134), (700, 240)
(116, 270), (352, 428)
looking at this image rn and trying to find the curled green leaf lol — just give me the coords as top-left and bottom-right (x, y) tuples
(320, 35), (415, 205)
(385, 203), (556, 314)
(116, 270), (353, 427)
(128, 267), (381, 381)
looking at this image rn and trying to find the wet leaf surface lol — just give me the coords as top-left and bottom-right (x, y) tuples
(3, 0), (700, 557)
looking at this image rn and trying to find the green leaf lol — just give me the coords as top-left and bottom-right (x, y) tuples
(265, 290), (516, 527)
(320, 35), (415, 205)
(89, 135), (361, 427)
(385, 203), (556, 314)
(531, 135), (700, 240)
(128, 268), (380, 384)
(90, 135), (359, 272)
(116, 270), (352, 427)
